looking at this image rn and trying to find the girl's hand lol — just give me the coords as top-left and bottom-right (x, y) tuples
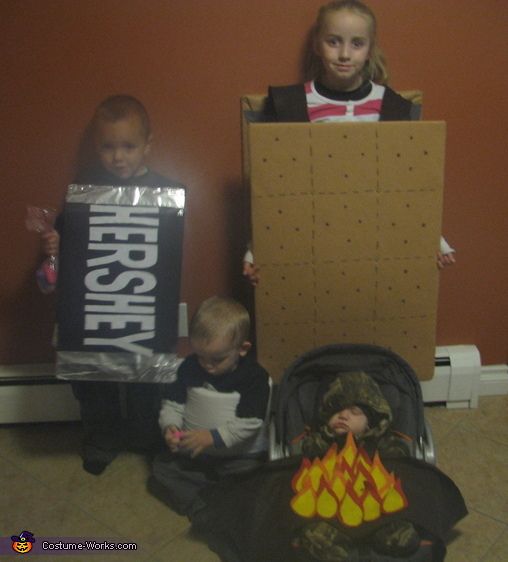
(437, 252), (456, 269)
(41, 230), (60, 257)
(243, 261), (260, 286)
(180, 429), (214, 457)
(164, 426), (182, 452)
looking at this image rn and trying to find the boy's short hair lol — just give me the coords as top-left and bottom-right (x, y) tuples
(189, 296), (250, 348)
(92, 94), (151, 138)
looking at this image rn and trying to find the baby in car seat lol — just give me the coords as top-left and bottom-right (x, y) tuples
(296, 371), (420, 560)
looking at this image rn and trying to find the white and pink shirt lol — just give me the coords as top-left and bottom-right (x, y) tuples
(305, 80), (385, 123)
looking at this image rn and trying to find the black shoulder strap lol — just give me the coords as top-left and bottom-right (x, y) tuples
(267, 84), (309, 122)
(380, 86), (415, 121)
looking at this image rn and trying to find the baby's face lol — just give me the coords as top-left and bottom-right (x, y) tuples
(328, 406), (368, 436)
(192, 336), (249, 377)
(95, 114), (151, 179)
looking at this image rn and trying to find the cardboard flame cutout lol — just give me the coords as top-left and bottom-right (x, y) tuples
(290, 433), (408, 527)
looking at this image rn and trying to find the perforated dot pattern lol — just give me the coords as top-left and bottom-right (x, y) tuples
(248, 121), (446, 381)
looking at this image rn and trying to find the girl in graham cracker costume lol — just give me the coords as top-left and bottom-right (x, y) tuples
(243, 0), (455, 286)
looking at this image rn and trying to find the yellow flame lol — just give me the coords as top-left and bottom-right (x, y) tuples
(322, 443), (338, 480)
(370, 452), (393, 495)
(316, 484), (339, 519)
(341, 432), (358, 467)
(362, 490), (382, 521)
(311, 459), (331, 490)
(293, 467), (309, 492)
(331, 471), (347, 501)
(290, 434), (408, 526)
(290, 486), (316, 518)
(382, 479), (408, 513)
(340, 488), (364, 527)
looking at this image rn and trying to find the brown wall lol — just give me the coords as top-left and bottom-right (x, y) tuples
(2, 0), (507, 367)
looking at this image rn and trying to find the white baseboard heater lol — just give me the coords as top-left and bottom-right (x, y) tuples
(0, 363), (81, 424)
(421, 345), (508, 408)
(421, 345), (508, 409)
(421, 345), (482, 409)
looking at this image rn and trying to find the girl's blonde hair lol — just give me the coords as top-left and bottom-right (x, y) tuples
(305, 0), (389, 85)
(189, 296), (250, 349)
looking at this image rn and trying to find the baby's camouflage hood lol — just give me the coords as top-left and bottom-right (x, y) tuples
(318, 371), (392, 440)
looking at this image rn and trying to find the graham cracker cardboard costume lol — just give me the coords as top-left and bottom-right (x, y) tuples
(241, 92), (445, 381)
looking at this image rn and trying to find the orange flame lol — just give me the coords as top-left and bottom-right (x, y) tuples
(290, 433), (408, 527)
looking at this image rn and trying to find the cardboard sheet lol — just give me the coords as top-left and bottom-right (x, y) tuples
(247, 120), (445, 381)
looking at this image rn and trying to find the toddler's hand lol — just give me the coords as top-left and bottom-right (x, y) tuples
(164, 426), (183, 452)
(41, 230), (60, 257)
(180, 429), (214, 457)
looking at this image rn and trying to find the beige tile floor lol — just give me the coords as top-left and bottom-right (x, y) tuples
(1, 395), (507, 561)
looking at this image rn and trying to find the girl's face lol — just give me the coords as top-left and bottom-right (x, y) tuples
(314, 9), (372, 91)
(328, 406), (369, 436)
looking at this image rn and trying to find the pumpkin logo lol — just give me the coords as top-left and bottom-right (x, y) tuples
(11, 531), (35, 554)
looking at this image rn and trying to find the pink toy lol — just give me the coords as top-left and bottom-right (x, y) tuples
(25, 206), (58, 294)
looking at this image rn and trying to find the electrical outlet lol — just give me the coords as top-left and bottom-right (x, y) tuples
(178, 302), (188, 338)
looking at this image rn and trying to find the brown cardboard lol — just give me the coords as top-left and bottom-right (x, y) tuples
(243, 99), (445, 382)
